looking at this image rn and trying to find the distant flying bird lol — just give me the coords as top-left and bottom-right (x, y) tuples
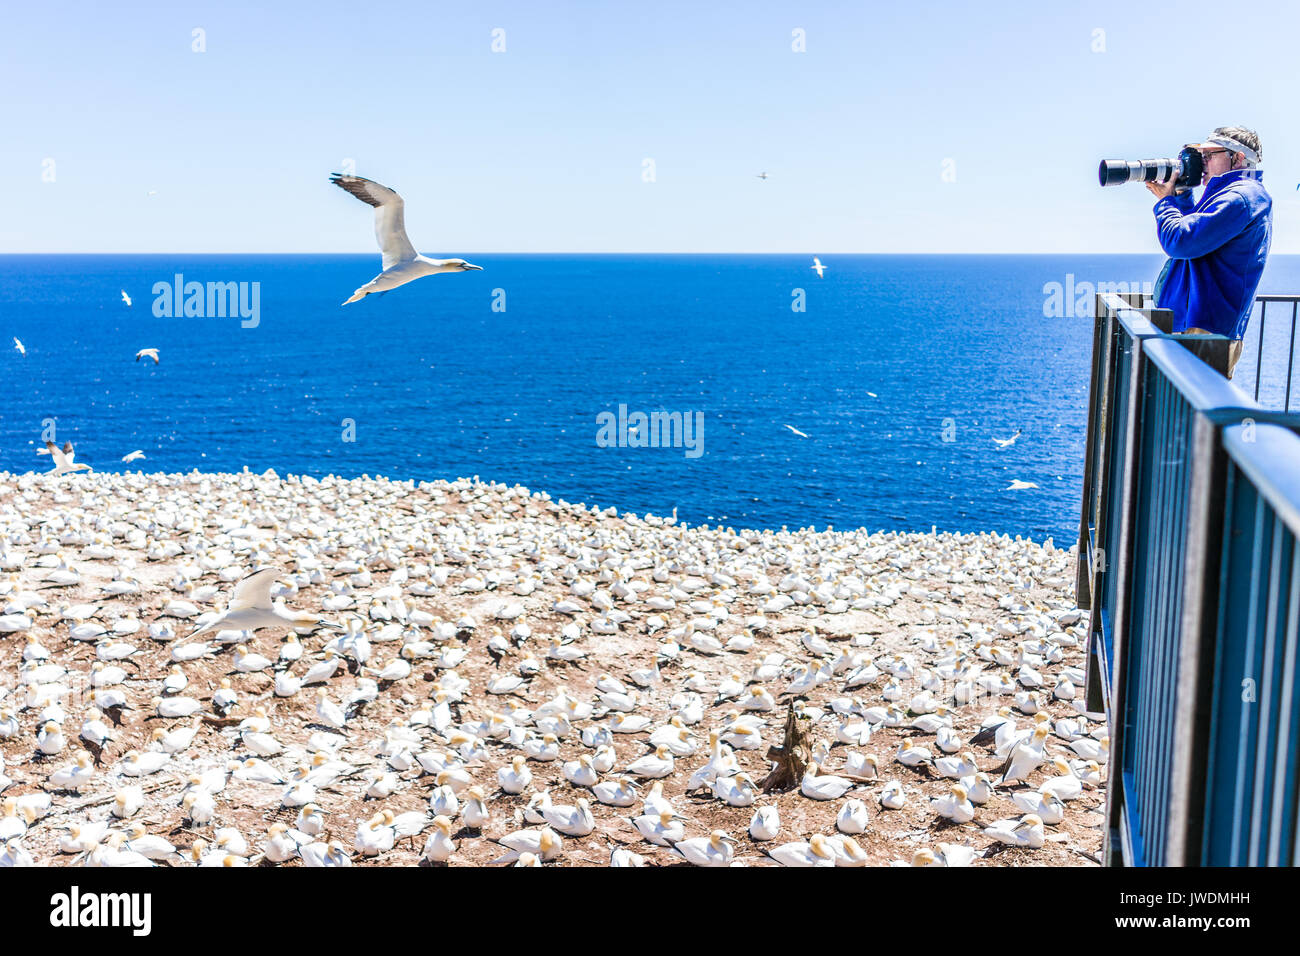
(811, 258), (826, 278)
(147, 190), (158, 197)
(46, 441), (91, 476)
(122, 451), (146, 463)
(121, 290), (132, 307)
(1005, 479), (1039, 491)
(135, 348), (159, 364)
(783, 424), (810, 439)
(756, 172), (769, 180)
(12, 337), (24, 356)
(330, 174), (482, 306)
(867, 391), (878, 398)
(994, 429), (1022, 448)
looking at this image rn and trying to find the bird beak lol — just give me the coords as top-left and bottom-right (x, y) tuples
(462, 263), (483, 271)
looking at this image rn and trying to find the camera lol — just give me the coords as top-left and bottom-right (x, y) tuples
(1098, 146), (1204, 189)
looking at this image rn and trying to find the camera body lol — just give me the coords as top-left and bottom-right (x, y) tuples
(1098, 146), (1204, 189)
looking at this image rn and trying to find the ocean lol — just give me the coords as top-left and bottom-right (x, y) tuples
(4, 253), (1299, 541)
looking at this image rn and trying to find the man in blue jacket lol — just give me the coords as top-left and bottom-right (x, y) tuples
(1146, 126), (1272, 378)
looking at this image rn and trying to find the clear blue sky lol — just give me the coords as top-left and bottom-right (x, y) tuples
(2, 0), (1296, 253)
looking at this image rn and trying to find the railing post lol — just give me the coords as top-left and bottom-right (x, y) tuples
(1166, 410), (1229, 865)
(1101, 318), (1151, 866)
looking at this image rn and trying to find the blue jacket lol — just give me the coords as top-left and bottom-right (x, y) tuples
(1153, 168), (1272, 338)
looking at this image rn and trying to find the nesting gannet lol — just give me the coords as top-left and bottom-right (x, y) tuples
(768, 834), (836, 867)
(671, 830), (736, 867)
(188, 568), (341, 638)
(632, 809), (686, 846)
(135, 348), (159, 364)
(999, 724), (1050, 785)
(983, 813), (1045, 849)
(422, 816), (456, 863)
(878, 779), (906, 809)
(45, 442), (91, 476)
(489, 826), (563, 864)
(836, 799), (870, 834)
(625, 745), (675, 779)
(330, 173), (482, 305)
(749, 805), (781, 841)
(932, 783), (976, 823)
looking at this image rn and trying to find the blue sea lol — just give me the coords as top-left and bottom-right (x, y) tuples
(4, 254), (1299, 541)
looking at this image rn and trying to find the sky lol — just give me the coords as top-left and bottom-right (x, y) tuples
(2, 0), (1297, 254)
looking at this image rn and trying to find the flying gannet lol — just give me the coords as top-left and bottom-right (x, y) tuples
(330, 173), (482, 305)
(811, 257), (826, 278)
(187, 568), (342, 638)
(45, 441), (91, 476)
(135, 348), (159, 364)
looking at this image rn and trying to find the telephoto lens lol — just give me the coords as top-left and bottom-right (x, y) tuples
(1098, 146), (1203, 189)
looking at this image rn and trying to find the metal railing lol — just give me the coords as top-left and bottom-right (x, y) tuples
(1078, 291), (1300, 866)
(1249, 295), (1300, 410)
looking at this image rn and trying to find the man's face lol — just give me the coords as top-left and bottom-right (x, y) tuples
(1200, 147), (1236, 184)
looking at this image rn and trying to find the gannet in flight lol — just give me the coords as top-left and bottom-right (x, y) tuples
(330, 174), (482, 305)
(135, 348), (159, 364)
(783, 424), (810, 439)
(121, 290), (132, 307)
(46, 441), (91, 476)
(12, 338), (24, 356)
(187, 568), (342, 638)
(756, 172), (769, 180)
(121, 450), (146, 463)
(811, 257), (826, 278)
(1005, 479), (1039, 491)
(994, 429), (1021, 448)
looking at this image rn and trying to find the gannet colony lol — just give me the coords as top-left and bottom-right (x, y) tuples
(0, 469), (1104, 866)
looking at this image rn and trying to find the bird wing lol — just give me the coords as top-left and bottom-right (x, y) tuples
(46, 441), (71, 469)
(228, 568), (281, 611)
(331, 175), (419, 270)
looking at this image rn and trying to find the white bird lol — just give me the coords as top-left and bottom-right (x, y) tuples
(768, 834), (836, 867)
(188, 568), (340, 638)
(984, 813), (1045, 849)
(45, 441), (91, 476)
(836, 799), (870, 834)
(1005, 479), (1039, 491)
(121, 451), (146, 463)
(331, 174), (482, 305)
(811, 257), (826, 278)
(121, 290), (132, 306)
(12, 337), (24, 356)
(749, 805), (781, 841)
(671, 830), (736, 867)
(800, 762), (855, 800)
(135, 348), (159, 364)
(993, 429), (1022, 448)
(422, 816), (456, 863)
(783, 424), (810, 439)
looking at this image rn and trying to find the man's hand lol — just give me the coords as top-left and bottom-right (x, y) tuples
(1146, 175), (1184, 201)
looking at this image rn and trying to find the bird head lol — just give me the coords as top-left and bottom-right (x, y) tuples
(450, 259), (482, 272)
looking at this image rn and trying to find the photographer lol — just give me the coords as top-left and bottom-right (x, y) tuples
(1146, 127), (1272, 378)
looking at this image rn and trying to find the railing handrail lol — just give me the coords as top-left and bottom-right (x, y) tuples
(1222, 423), (1300, 537)
(1082, 290), (1300, 868)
